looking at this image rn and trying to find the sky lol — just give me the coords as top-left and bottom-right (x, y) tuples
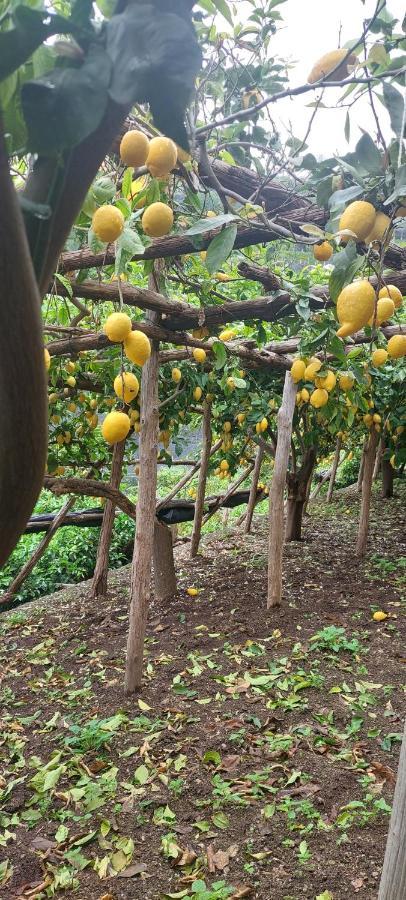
(214, 0), (405, 157)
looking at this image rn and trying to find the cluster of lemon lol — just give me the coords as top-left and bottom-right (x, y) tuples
(291, 357), (354, 408)
(91, 132), (179, 245)
(101, 312), (151, 444)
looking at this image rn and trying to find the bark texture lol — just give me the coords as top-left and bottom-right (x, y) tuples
(378, 720), (406, 900)
(267, 373), (297, 607)
(244, 446), (264, 534)
(326, 437), (342, 503)
(285, 447), (317, 542)
(153, 521), (177, 600)
(190, 401), (212, 558)
(91, 440), (126, 600)
(356, 428), (379, 557)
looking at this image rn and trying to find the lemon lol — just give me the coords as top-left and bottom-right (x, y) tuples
(363, 413), (373, 426)
(291, 359), (306, 383)
(200, 251), (207, 261)
(44, 348), (51, 370)
(260, 416), (268, 431)
(104, 312), (132, 343)
(192, 327), (209, 339)
(373, 413), (381, 424)
(124, 330), (151, 366)
(220, 459), (229, 471)
(193, 348), (206, 363)
(193, 386), (202, 401)
(339, 201), (376, 242)
(387, 334), (406, 359)
(215, 272), (232, 282)
(223, 421), (232, 433)
(310, 388), (329, 408)
(371, 348), (388, 367)
(172, 367), (182, 383)
(379, 284), (403, 310)
(146, 136), (177, 177)
(236, 413), (246, 425)
(68, 402), (76, 412)
(373, 610), (388, 622)
(339, 372), (354, 391)
(187, 587), (199, 596)
(316, 369), (336, 392)
(308, 49), (357, 83)
(127, 174), (149, 208)
(113, 371), (139, 403)
(120, 130), (150, 167)
(313, 241), (333, 262)
(336, 280), (375, 337)
(142, 201), (173, 238)
(369, 297), (395, 326)
(364, 211), (392, 245)
(92, 205), (124, 243)
(66, 376), (76, 388)
(304, 358), (322, 381)
(219, 328), (236, 342)
(66, 360), (76, 374)
(101, 410), (131, 444)
(301, 388), (310, 402)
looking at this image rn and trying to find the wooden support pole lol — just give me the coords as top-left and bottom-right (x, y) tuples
(153, 521), (177, 600)
(378, 720), (406, 900)
(267, 372), (297, 608)
(244, 446), (264, 534)
(125, 272), (161, 695)
(326, 436), (342, 503)
(373, 437), (384, 481)
(91, 439), (126, 600)
(190, 400), (212, 558)
(357, 437), (368, 492)
(0, 496), (76, 605)
(356, 427), (379, 558)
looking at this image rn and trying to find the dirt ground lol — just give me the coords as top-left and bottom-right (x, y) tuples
(0, 484), (405, 900)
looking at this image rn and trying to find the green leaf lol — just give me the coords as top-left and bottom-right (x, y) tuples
(355, 133), (382, 174)
(211, 340), (227, 370)
(206, 224), (237, 273)
(0, 6), (86, 82)
(384, 164), (406, 205)
(211, 811), (229, 829)
(382, 82), (405, 137)
(133, 764), (149, 785)
(22, 43), (111, 154)
(92, 176), (116, 204)
(328, 244), (363, 303)
(184, 214), (237, 237)
(211, 0), (233, 25)
(328, 184), (363, 212)
(122, 168), (134, 200)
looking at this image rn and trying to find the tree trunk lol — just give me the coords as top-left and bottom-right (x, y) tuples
(373, 438), (384, 481)
(190, 400), (212, 558)
(356, 428), (379, 557)
(244, 446), (264, 534)
(357, 438), (368, 492)
(125, 272), (160, 695)
(153, 521), (177, 600)
(382, 457), (394, 499)
(378, 720), (406, 900)
(285, 446), (317, 542)
(267, 372), (297, 607)
(0, 496), (76, 604)
(326, 436), (342, 503)
(91, 439), (126, 600)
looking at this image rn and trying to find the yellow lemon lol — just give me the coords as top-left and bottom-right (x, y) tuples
(124, 330), (151, 366)
(92, 205), (124, 243)
(291, 359), (306, 383)
(187, 587), (199, 596)
(237, 412), (246, 424)
(119, 130), (150, 167)
(219, 328), (236, 342)
(142, 201), (173, 238)
(304, 358), (322, 381)
(172, 367), (182, 383)
(336, 280), (375, 337)
(113, 371), (140, 403)
(260, 416), (268, 432)
(369, 297), (395, 326)
(193, 386), (202, 401)
(66, 376), (76, 388)
(364, 211), (392, 245)
(308, 49), (357, 83)
(146, 136), (177, 177)
(387, 334), (406, 359)
(44, 348), (51, 370)
(193, 348), (206, 363)
(373, 610), (388, 622)
(371, 348), (388, 367)
(339, 372), (354, 391)
(301, 388), (310, 402)
(313, 241), (333, 262)
(219, 459), (229, 471)
(223, 421), (232, 433)
(101, 410), (131, 444)
(103, 312), (132, 343)
(310, 388), (329, 408)
(339, 201), (376, 242)
(316, 369), (336, 392)
(378, 284), (403, 310)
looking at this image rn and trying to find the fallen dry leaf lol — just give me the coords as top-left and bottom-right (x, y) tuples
(30, 836), (56, 852)
(117, 863), (148, 878)
(207, 843), (238, 872)
(351, 876), (365, 891)
(369, 761), (396, 784)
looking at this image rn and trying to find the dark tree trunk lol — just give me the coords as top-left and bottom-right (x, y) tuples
(91, 439), (125, 600)
(382, 457), (394, 498)
(285, 447), (317, 542)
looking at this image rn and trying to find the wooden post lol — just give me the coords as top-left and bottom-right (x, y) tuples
(267, 372), (296, 608)
(373, 437), (384, 481)
(326, 436), (342, 503)
(244, 445), (264, 534)
(190, 400), (212, 558)
(378, 720), (406, 900)
(91, 439), (126, 600)
(0, 496), (76, 604)
(125, 271), (160, 695)
(356, 427), (379, 557)
(153, 521), (177, 599)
